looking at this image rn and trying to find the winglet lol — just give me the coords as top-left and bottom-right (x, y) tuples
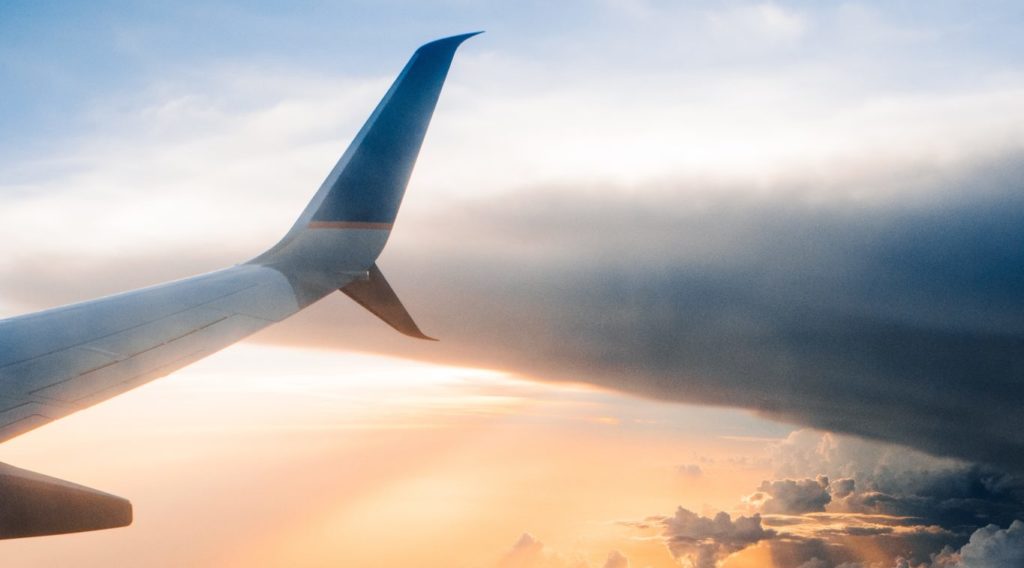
(253, 33), (479, 324)
(274, 32), (482, 240)
(340, 264), (437, 341)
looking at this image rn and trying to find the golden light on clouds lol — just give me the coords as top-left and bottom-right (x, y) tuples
(0, 342), (964, 567)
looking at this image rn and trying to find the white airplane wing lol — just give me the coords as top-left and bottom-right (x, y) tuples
(0, 32), (478, 538)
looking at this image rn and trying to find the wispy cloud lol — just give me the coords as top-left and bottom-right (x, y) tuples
(706, 2), (809, 46)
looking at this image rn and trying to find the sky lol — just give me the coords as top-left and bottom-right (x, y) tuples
(2, 1), (1024, 567)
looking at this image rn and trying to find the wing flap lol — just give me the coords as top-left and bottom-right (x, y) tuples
(341, 264), (436, 341)
(84, 306), (231, 358)
(0, 349), (117, 396)
(36, 314), (269, 405)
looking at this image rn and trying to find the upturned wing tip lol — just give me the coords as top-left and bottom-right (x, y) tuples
(417, 31), (484, 52)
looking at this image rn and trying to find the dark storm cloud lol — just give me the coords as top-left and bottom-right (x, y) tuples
(4, 151), (1024, 473)
(246, 153), (1024, 473)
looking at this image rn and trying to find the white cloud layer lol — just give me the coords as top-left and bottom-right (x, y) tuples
(5, 21), (1024, 276)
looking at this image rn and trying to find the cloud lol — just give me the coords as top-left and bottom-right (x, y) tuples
(624, 429), (1024, 565)
(496, 533), (628, 568)
(656, 507), (774, 565)
(676, 431), (1024, 566)
(601, 550), (629, 568)
(677, 464), (704, 477)
(926, 521), (1024, 568)
(957, 521), (1024, 566)
(706, 2), (808, 45)
(830, 478), (856, 500)
(257, 154), (1024, 475)
(498, 533), (550, 568)
(768, 430), (1024, 531)
(747, 476), (832, 514)
(9, 144), (1024, 476)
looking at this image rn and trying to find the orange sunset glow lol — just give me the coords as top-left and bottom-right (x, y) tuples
(0, 345), (785, 567)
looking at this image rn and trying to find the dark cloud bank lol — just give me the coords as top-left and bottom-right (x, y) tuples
(255, 154), (1024, 475)
(15, 154), (1017, 473)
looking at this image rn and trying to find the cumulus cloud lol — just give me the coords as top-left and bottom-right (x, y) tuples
(635, 500), (942, 566)
(688, 431), (1024, 566)
(677, 464), (704, 477)
(497, 533), (628, 568)
(928, 520), (1024, 568)
(767, 430), (1024, 531)
(830, 478), (856, 500)
(746, 476), (832, 514)
(656, 507), (774, 565)
(601, 550), (629, 568)
(622, 429), (1024, 565)
(497, 533), (571, 568)
(499, 533), (546, 567)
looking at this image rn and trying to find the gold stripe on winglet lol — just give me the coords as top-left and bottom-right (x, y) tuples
(307, 221), (394, 230)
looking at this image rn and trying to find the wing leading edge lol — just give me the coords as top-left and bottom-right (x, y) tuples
(0, 32), (479, 539)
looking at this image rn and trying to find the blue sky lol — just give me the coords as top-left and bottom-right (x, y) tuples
(5, 0), (1024, 165)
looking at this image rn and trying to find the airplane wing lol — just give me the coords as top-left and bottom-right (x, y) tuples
(0, 32), (479, 538)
